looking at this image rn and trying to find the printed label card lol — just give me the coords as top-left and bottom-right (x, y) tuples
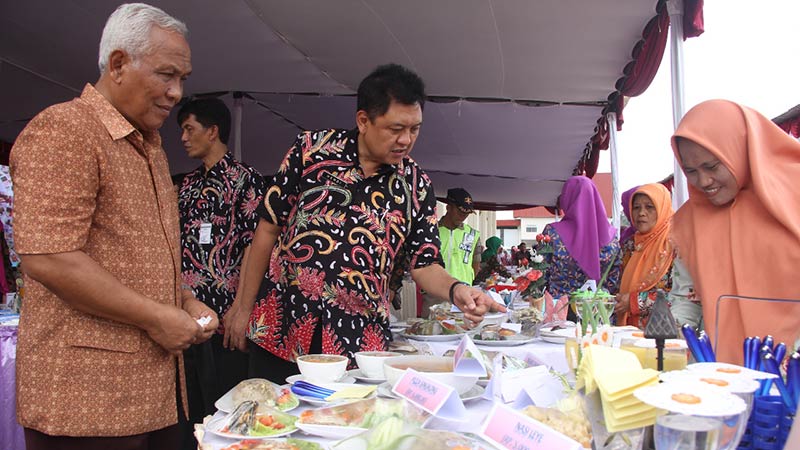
(480, 403), (583, 450)
(453, 335), (488, 376)
(483, 353), (504, 400)
(499, 365), (550, 404)
(392, 368), (467, 421)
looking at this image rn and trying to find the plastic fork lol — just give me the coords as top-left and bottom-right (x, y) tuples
(291, 381), (336, 399)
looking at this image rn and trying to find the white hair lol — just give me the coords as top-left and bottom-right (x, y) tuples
(98, 3), (188, 74)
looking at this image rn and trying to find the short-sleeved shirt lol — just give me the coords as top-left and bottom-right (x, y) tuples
(542, 223), (621, 298)
(247, 129), (441, 361)
(11, 84), (184, 436)
(179, 152), (265, 323)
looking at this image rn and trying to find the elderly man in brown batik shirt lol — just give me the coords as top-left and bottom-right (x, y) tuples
(10, 4), (217, 450)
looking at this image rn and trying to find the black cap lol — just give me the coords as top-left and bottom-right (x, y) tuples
(446, 188), (475, 213)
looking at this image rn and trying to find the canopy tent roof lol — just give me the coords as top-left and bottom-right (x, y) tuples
(0, 0), (694, 208)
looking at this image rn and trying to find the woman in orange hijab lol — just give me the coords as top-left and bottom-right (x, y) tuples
(615, 183), (676, 328)
(671, 99), (800, 364)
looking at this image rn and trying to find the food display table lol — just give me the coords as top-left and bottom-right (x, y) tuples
(198, 335), (571, 450)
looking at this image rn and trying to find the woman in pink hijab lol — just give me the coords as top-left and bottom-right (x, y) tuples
(542, 176), (621, 320)
(672, 99), (800, 364)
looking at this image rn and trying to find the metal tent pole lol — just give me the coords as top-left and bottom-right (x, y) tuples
(607, 112), (621, 235)
(668, 0), (690, 210)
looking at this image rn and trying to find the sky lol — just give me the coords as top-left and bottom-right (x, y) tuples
(597, 0), (800, 192)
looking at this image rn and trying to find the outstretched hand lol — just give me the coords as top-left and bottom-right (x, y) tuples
(452, 284), (507, 326)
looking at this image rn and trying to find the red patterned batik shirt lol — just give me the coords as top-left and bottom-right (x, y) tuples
(248, 129), (441, 361)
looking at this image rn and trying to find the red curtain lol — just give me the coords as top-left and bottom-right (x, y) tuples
(580, 0), (705, 177)
(683, 0), (705, 39)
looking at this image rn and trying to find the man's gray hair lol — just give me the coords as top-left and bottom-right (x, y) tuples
(98, 3), (188, 74)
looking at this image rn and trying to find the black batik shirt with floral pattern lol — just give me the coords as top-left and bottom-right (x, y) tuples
(179, 152), (266, 325)
(247, 129), (441, 361)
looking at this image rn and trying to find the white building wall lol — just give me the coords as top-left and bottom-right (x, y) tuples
(499, 229), (520, 249)
(518, 217), (557, 245)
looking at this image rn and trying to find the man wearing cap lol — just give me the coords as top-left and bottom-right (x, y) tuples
(421, 188), (481, 316)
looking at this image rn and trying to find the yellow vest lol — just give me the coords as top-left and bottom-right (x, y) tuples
(439, 224), (479, 284)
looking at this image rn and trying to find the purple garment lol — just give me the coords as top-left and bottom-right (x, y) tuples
(0, 324), (24, 450)
(619, 185), (641, 244)
(552, 176), (616, 280)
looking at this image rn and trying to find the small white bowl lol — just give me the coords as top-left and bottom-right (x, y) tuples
(480, 312), (508, 327)
(354, 351), (402, 379)
(296, 354), (348, 383)
(383, 355), (479, 395)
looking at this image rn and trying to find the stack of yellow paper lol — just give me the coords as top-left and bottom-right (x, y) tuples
(578, 345), (661, 432)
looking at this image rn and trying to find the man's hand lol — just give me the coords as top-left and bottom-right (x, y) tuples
(183, 297), (219, 343)
(223, 300), (253, 352)
(144, 302), (209, 355)
(452, 284), (507, 325)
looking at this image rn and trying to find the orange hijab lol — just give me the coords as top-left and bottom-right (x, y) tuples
(620, 183), (675, 294)
(671, 100), (800, 364)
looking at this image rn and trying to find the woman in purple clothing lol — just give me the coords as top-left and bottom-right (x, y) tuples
(542, 176), (621, 321)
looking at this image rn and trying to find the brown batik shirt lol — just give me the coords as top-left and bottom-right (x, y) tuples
(10, 84), (186, 436)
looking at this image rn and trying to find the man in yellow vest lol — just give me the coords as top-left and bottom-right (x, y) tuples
(421, 188), (481, 316)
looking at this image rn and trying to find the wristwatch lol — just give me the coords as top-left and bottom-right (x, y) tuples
(449, 281), (470, 304)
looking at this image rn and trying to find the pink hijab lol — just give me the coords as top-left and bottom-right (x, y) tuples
(552, 176), (616, 280)
(672, 99), (800, 364)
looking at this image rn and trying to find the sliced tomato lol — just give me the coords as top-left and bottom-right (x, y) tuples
(258, 415), (274, 426)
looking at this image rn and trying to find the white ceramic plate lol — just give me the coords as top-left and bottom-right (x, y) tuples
(539, 326), (577, 344)
(473, 337), (536, 347)
(376, 382), (485, 402)
(285, 374), (356, 385)
(205, 415), (297, 440)
(347, 368), (385, 384)
(389, 321), (408, 331)
(215, 384), (299, 414)
(295, 422), (367, 440)
(399, 332), (465, 342)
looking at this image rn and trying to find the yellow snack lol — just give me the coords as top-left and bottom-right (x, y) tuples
(670, 393), (701, 404)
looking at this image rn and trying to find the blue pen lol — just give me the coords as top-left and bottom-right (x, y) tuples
(698, 331), (716, 363)
(763, 335), (774, 353)
(762, 353), (797, 415)
(789, 353), (800, 406)
(682, 324), (705, 363)
(760, 345), (774, 396)
(744, 337), (753, 369)
(774, 342), (787, 366)
(750, 336), (762, 371)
